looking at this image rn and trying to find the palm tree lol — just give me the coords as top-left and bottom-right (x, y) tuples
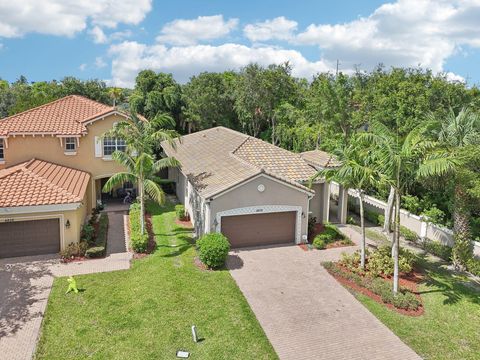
(103, 111), (180, 234)
(312, 138), (378, 269)
(361, 122), (451, 293)
(103, 152), (178, 234)
(108, 87), (123, 107)
(424, 107), (480, 268)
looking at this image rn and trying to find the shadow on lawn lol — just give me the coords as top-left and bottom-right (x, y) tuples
(418, 257), (480, 306)
(156, 225), (195, 258)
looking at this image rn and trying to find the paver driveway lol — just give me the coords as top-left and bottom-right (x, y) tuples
(227, 244), (421, 360)
(0, 211), (131, 360)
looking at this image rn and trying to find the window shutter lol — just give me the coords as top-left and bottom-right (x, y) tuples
(94, 136), (102, 157)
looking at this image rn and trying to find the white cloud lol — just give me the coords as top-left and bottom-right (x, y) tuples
(156, 15), (239, 45)
(295, 0), (480, 73)
(108, 41), (332, 87)
(79, 63), (87, 71)
(89, 26), (132, 44)
(445, 72), (465, 83)
(95, 57), (107, 69)
(0, 0), (152, 38)
(89, 26), (107, 44)
(244, 16), (298, 42)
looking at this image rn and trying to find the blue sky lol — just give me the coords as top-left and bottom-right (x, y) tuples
(1, 0), (479, 87)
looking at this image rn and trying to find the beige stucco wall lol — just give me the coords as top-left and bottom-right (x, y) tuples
(1, 114), (126, 211)
(209, 175), (311, 240)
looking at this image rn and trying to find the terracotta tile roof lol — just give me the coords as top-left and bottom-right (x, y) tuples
(0, 95), (114, 136)
(300, 149), (341, 168)
(0, 159), (90, 207)
(162, 127), (316, 198)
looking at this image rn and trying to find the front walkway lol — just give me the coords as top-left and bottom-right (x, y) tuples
(0, 211), (132, 360)
(227, 241), (421, 360)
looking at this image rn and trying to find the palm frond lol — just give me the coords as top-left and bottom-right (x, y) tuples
(112, 151), (136, 172)
(143, 179), (165, 204)
(102, 172), (137, 192)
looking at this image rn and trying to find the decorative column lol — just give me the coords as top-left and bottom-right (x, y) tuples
(337, 185), (348, 224)
(322, 181), (330, 223)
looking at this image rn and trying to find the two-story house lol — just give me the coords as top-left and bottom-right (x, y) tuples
(0, 95), (131, 258)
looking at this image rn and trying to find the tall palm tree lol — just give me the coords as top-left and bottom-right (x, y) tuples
(312, 138), (378, 269)
(361, 122), (452, 293)
(108, 87), (123, 107)
(103, 111), (180, 234)
(103, 152), (179, 234)
(424, 107), (480, 268)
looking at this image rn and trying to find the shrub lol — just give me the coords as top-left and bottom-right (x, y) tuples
(467, 258), (480, 277)
(377, 214), (385, 227)
(60, 241), (87, 259)
(129, 202), (149, 253)
(86, 213), (108, 258)
(197, 233), (230, 269)
(421, 206), (445, 226)
(400, 225), (418, 242)
(175, 204), (188, 221)
(324, 223), (344, 240)
(81, 223), (95, 244)
(422, 239), (452, 261)
(323, 261), (420, 311)
(367, 245), (416, 276)
(313, 236), (327, 250)
(339, 251), (361, 272)
(365, 210), (382, 225)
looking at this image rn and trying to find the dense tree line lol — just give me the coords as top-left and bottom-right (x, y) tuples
(1, 64), (479, 240)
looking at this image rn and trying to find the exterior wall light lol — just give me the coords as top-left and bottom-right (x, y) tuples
(65, 220), (71, 229)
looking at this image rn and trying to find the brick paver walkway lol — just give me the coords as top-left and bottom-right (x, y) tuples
(227, 244), (421, 360)
(0, 213), (132, 360)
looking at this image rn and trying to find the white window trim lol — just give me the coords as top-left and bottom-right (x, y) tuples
(102, 137), (126, 158)
(64, 137), (77, 155)
(215, 205), (303, 244)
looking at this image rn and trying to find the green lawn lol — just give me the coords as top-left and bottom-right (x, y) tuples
(355, 258), (480, 360)
(36, 203), (277, 360)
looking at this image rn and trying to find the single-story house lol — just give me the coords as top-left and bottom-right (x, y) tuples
(162, 126), (348, 248)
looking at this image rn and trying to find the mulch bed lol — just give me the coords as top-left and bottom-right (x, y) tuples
(325, 240), (355, 249)
(175, 218), (193, 228)
(132, 213), (157, 259)
(325, 263), (425, 316)
(193, 256), (211, 271)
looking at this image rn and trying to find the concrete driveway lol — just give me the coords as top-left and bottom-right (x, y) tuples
(227, 244), (421, 360)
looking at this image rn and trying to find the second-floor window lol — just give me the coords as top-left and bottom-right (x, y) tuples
(0, 139), (4, 160)
(103, 138), (126, 156)
(64, 137), (76, 152)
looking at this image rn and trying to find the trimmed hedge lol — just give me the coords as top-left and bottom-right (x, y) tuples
(400, 225), (419, 242)
(197, 233), (230, 269)
(175, 204), (188, 221)
(422, 238), (452, 261)
(323, 261), (420, 311)
(86, 213), (108, 258)
(129, 202), (149, 253)
(467, 258), (480, 277)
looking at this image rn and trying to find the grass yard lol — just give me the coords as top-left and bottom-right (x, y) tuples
(355, 258), (480, 360)
(36, 202), (277, 360)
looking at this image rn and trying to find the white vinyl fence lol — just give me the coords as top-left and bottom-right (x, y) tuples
(330, 182), (480, 257)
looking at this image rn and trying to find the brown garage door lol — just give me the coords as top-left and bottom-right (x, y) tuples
(221, 211), (296, 248)
(0, 218), (60, 258)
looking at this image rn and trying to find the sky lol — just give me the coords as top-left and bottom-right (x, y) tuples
(1, 0), (480, 88)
